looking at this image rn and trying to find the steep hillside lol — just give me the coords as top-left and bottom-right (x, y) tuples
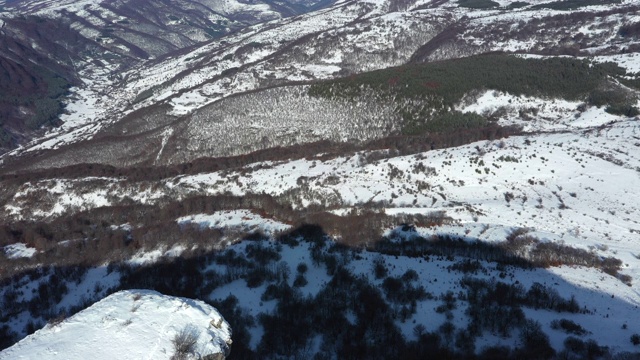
(2, 0), (639, 171)
(0, 0), (334, 152)
(411, 1), (640, 62)
(0, 0), (448, 163)
(4, 52), (638, 170)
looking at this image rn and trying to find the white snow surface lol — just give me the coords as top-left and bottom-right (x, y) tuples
(0, 290), (232, 360)
(177, 210), (291, 235)
(593, 53), (640, 74)
(127, 244), (191, 266)
(2, 243), (37, 259)
(457, 90), (620, 131)
(0, 0), (636, 162)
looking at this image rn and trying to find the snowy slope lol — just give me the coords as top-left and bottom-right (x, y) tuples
(0, 290), (232, 360)
(2, 0), (640, 356)
(170, 117), (640, 283)
(205, 236), (640, 354)
(178, 210), (292, 235)
(4, 112), (640, 287)
(2, 244), (37, 259)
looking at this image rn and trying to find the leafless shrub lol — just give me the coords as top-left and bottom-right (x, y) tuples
(504, 192), (515, 203)
(47, 312), (66, 328)
(171, 324), (200, 360)
(131, 303), (141, 313)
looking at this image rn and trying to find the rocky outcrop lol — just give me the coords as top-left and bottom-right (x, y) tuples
(0, 290), (233, 360)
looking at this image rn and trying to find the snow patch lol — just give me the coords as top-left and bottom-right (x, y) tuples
(177, 210), (291, 235)
(3, 243), (37, 259)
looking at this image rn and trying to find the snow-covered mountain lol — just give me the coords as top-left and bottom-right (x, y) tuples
(2, 0), (639, 170)
(2, 0), (640, 358)
(0, 0), (334, 152)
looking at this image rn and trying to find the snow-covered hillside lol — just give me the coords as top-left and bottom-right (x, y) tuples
(0, 290), (232, 360)
(5, 112), (639, 261)
(0, 0), (333, 154)
(3, 107), (640, 309)
(204, 234), (640, 355)
(3, 0), (640, 358)
(0, 0), (412, 165)
(9, 0), (638, 169)
(2, 225), (639, 357)
(0, 0), (448, 161)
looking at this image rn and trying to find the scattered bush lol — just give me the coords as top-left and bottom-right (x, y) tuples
(208, 296), (255, 359)
(587, 88), (633, 108)
(401, 269), (419, 282)
(296, 263), (308, 274)
(479, 345), (512, 359)
(293, 274), (308, 287)
(605, 104), (640, 117)
(504, 192), (515, 203)
(261, 284), (281, 301)
(563, 336), (610, 358)
(449, 259), (486, 274)
(383, 276), (430, 305)
(171, 324), (200, 360)
(550, 319), (589, 335)
(245, 243), (281, 266)
(245, 268), (270, 288)
(563, 336), (586, 354)
(517, 320), (555, 359)
(373, 256), (388, 279)
(454, 328), (476, 355)
(0, 325), (17, 350)
(620, 22), (640, 38)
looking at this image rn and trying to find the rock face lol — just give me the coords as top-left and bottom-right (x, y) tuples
(0, 290), (232, 360)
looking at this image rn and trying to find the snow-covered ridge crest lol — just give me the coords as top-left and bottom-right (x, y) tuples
(0, 290), (232, 360)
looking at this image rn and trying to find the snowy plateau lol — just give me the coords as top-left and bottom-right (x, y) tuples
(2, 0), (640, 359)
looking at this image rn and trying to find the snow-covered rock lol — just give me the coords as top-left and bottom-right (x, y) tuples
(3, 243), (37, 259)
(0, 290), (232, 360)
